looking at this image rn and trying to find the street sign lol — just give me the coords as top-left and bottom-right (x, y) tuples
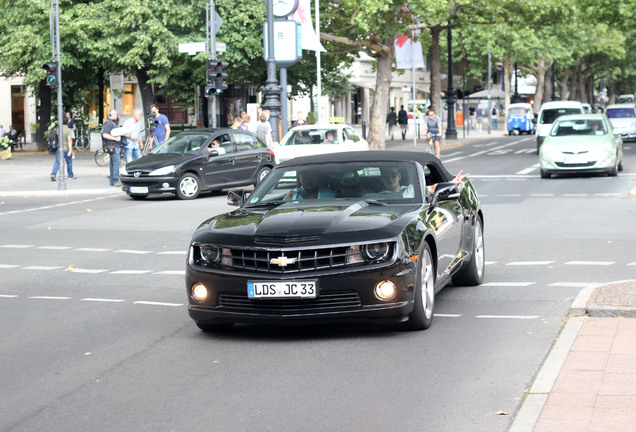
(179, 41), (226, 55)
(214, 11), (223, 35)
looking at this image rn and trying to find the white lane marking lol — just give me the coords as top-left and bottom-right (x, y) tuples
(476, 315), (540, 319)
(471, 174), (537, 179)
(496, 194), (521, 197)
(549, 282), (598, 288)
(68, 268), (109, 274)
(474, 142), (502, 147)
(563, 194), (588, 197)
(109, 270), (152, 275)
(21, 266), (63, 271)
(628, 262), (636, 266)
(434, 314), (463, 318)
(81, 298), (126, 303)
(445, 140), (530, 163)
(29, 296), (72, 300)
(0, 196), (111, 217)
(485, 261), (497, 265)
(0, 264), (20, 269)
(530, 194), (555, 197)
(1, 244), (35, 248)
(443, 151), (463, 157)
(36, 246), (73, 250)
(157, 251), (188, 255)
(507, 261), (555, 266)
(565, 261), (615, 266)
(517, 164), (540, 175)
(133, 301), (183, 307)
(0, 294), (18, 298)
(153, 270), (186, 275)
(593, 193), (625, 197)
(115, 250), (153, 255)
(482, 282), (536, 287)
(75, 248), (112, 252)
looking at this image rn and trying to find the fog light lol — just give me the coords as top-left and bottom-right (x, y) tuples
(162, 182), (170, 188)
(375, 280), (396, 301)
(191, 283), (208, 302)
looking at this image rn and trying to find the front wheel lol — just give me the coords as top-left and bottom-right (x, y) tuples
(75, 135), (90, 151)
(176, 173), (201, 200)
(608, 156), (618, 176)
(94, 148), (110, 167)
(406, 242), (435, 330)
(256, 166), (271, 186)
(540, 169), (551, 179)
(451, 217), (485, 286)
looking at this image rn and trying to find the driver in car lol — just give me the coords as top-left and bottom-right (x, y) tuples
(284, 170), (336, 200)
(208, 138), (226, 154)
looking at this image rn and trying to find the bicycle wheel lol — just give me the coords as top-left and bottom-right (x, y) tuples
(94, 148), (110, 167)
(75, 134), (90, 151)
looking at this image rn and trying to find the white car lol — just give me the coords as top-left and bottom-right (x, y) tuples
(604, 104), (636, 142)
(536, 101), (584, 154)
(272, 124), (370, 164)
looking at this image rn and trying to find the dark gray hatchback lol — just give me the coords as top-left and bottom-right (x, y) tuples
(120, 128), (275, 200)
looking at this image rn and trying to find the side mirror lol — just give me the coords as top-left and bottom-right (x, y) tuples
(428, 182), (459, 209)
(227, 189), (247, 207)
(207, 150), (219, 157)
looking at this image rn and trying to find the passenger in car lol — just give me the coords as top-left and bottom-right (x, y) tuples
(284, 170), (336, 200)
(208, 138), (226, 155)
(380, 166), (469, 198)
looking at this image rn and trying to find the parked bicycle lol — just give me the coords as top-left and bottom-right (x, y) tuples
(94, 143), (125, 167)
(74, 120), (91, 151)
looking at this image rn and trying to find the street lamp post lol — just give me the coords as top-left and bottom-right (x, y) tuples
(262, 0), (281, 143)
(551, 62), (557, 101)
(445, 21), (457, 140)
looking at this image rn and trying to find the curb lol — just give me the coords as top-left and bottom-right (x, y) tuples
(509, 280), (636, 431)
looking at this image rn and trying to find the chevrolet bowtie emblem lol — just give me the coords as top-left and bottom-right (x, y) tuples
(270, 255), (297, 267)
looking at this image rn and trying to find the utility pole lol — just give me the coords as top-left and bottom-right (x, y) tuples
(207, 0), (217, 128)
(445, 20), (457, 140)
(262, 0), (281, 142)
(487, 50), (492, 135)
(49, 0), (65, 190)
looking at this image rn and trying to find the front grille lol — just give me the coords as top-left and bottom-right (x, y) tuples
(555, 161), (596, 168)
(229, 246), (352, 274)
(218, 291), (362, 314)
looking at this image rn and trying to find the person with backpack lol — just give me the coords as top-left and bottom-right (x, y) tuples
(50, 116), (76, 181)
(101, 109), (122, 187)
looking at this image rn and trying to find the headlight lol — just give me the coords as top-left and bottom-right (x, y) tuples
(149, 165), (175, 176)
(362, 243), (391, 261)
(200, 246), (221, 264)
(196, 245), (232, 266)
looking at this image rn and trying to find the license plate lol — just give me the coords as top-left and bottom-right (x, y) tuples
(248, 280), (318, 299)
(130, 186), (149, 194)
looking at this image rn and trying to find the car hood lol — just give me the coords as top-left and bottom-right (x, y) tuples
(543, 135), (611, 152)
(536, 123), (553, 137)
(192, 201), (420, 247)
(608, 118), (635, 128)
(125, 153), (193, 172)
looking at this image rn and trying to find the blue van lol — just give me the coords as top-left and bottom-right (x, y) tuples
(507, 103), (535, 135)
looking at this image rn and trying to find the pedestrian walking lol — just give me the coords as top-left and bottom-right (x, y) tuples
(256, 110), (273, 146)
(149, 104), (170, 148)
(101, 109), (122, 187)
(65, 111), (76, 144)
(475, 105), (484, 131)
(122, 109), (144, 163)
(398, 105), (408, 140)
(386, 107), (397, 140)
(469, 104), (476, 129)
(50, 116), (76, 181)
(491, 106), (498, 130)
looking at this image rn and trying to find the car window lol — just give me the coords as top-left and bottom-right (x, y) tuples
(508, 107), (527, 115)
(234, 132), (262, 152)
(206, 133), (232, 154)
(151, 133), (209, 155)
(539, 108), (583, 124)
(551, 120), (607, 136)
(246, 162), (421, 206)
(605, 108), (635, 119)
(284, 129), (336, 145)
(344, 128), (361, 142)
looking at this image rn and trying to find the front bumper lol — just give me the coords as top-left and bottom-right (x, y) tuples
(540, 155), (615, 174)
(185, 261), (417, 325)
(120, 175), (177, 195)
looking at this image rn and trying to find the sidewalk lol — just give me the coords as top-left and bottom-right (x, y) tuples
(510, 281), (636, 432)
(0, 128), (504, 197)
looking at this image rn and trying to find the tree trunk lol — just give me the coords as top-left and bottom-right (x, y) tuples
(532, 57), (546, 115)
(367, 38), (394, 151)
(559, 75), (568, 100)
(37, 80), (51, 152)
(587, 75), (595, 105)
(136, 68), (155, 118)
(543, 62), (553, 104)
(429, 26), (442, 115)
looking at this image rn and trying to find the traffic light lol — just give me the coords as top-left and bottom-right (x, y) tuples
(214, 61), (228, 94)
(205, 58), (218, 97)
(42, 61), (59, 88)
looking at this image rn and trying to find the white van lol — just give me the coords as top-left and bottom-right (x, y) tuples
(536, 101), (584, 154)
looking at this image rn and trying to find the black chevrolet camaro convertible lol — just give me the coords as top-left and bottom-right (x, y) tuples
(185, 151), (484, 331)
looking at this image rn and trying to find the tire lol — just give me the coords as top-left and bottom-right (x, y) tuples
(508, 130), (512, 136)
(608, 156), (618, 176)
(451, 217), (485, 286)
(75, 135), (90, 151)
(618, 156), (624, 172)
(256, 166), (271, 186)
(94, 148), (109, 167)
(540, 169), (550, 179)
(128, 194), (148, 200)
(176, 173), (201, 200)
(406, 242), (435, 330)
(195, 320), (234, 332)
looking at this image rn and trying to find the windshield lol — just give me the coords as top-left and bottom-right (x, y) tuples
(508, 107), (528, 115)
(618, 96), (634, 104)
(605, 108), (635, 119)
(151, 133), (209, 155)
(551, 119), (607, 136)
(540, 108), (582, 124)
(245, 162), (422, 206)
(283, 129), (340, 146)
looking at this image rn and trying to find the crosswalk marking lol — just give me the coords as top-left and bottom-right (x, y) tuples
(115, 250), (153, 255)
(81, 298), (126, 303)
(29, 296), (71, 300)
(109, 270), (153, 275)
(482, 282), (536, 287)
(68, 268), (109, 274)
(133, 301), (183, 307)
(565, 261), (615, 266)
(21, 266), (63, 271)
(1, 244), (34, 248)
(75, 248), (112, 252)
(507, 261), (555, 266)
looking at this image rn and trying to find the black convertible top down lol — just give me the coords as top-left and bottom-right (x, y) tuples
(278, 151), (454, 181)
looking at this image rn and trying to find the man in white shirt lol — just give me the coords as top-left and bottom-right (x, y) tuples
(122, 109), (144, 163)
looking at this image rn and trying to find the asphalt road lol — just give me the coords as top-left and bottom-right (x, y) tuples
(1, 136), (634, 432)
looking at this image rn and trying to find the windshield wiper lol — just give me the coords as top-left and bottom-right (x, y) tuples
(364, 199), (388, 206)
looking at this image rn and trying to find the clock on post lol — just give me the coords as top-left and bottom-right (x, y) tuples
(273, 0), (298, 18)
